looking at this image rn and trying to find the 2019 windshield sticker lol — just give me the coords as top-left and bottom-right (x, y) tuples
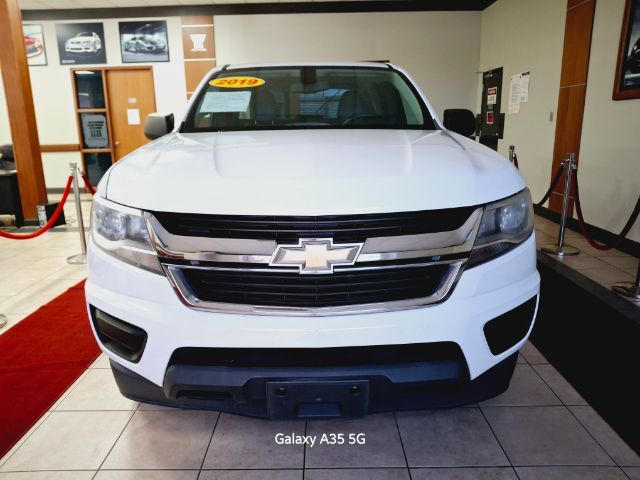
(210, 77), (265, 88)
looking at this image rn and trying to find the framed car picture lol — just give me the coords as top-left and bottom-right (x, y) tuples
(23, 24), (47, 66)
(119, 21), (169, 63)
(56, 23), (106, 65)
(613, 0), (640, 100)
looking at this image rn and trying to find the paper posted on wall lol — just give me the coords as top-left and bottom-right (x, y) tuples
(127, 109), (140, 125)
(520, 71), (530, 102)
(508, 71), (531, 113)
(508, 74), (521, 114)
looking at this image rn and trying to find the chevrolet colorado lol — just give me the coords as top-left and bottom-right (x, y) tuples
(86, 62), (539, 420)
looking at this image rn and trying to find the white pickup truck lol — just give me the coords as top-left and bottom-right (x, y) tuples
(86, 62), (539, 420)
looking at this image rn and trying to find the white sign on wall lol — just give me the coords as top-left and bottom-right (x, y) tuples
(508, 71), (531, 114)
(190, 34), (207, 52)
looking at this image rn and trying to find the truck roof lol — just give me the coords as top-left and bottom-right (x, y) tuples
(225, 61), (392, 70)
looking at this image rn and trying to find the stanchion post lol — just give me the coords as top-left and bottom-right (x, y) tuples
(542, 153), (580, 257)
(611, 259), (640, 301)
(67, 162), (87, 265)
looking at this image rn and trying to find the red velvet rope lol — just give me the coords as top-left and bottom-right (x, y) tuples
(81, 174), (96, 195)
(0, 175), (74, 240)
(572, 170), (640, 251)
(535, 163), (565, 208)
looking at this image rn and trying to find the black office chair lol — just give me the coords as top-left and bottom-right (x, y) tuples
(0, 144), (23, 227)
(0, 144), (14, 169)
(0, 145), (8, 324)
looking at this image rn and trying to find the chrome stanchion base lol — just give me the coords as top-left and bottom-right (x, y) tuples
(67, 253), (87, 265)
(611, 282), (640, 302)
(0, 314), (7, 329)
(541, 244), (580, 257)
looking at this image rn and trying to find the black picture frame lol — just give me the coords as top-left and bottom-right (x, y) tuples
(55, 22), (107, 66)
(118, 20), (170, 64)
(613, 0), (640, 100)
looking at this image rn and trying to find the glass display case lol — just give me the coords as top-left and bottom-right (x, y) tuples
(74, 70), (105, 109)
(72, 69), (112, 184)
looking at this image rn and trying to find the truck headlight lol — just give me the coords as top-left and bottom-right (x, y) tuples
(468, 188), (534, 267)
(91, 196), (163, 274)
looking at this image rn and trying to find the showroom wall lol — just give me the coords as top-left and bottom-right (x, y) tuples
(578, 0), (640, 243)
(480, 0), (640, 243)
(214, 11), (482, 118)
(0, 3), (638, 243)
(0, 16), (187, 187)
(0, 9), (481, 189)
(478, 0), (566, 208)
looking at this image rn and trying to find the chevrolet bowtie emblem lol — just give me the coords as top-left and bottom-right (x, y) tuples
(270, 238), (363, 274)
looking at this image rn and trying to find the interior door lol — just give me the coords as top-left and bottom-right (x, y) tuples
(105, 68), (156, 160)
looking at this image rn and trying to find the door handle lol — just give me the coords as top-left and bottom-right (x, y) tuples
(114, 141), (120, 146)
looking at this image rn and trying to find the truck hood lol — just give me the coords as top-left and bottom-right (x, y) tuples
(105, 129), (525, 215)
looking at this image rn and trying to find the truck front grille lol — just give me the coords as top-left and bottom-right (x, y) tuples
(151, 208), (476, 243)
(148, 207), (482, 315)
(179, 264), (449, 308)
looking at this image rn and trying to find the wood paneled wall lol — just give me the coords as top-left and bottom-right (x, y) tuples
(181, 15), (216, 99)
(549, 0), (596, 212)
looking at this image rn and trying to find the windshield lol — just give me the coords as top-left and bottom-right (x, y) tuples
(182, 66), (436, 132)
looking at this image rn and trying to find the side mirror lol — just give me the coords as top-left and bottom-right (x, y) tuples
(144, 113), (174, 140)
(443, 109), (476, 138)
(0, 144), (14, 160)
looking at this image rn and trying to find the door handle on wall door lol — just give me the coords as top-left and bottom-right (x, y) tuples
(114, 141), (120, 146)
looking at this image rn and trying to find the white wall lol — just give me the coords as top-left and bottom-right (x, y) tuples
(214, 11), (481, 118)
(478, 0), (566, 206)
(0, 75), (9, 144)
(0, 16), (187, 188)
(479, 0), (640, 243)
(3, 10), (481, 189)
(578, 0), (640, 243)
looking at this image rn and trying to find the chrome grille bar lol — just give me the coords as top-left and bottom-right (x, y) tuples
(147, 208), (482, 316)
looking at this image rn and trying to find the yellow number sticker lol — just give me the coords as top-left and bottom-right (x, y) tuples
(210, 77), (265, 88)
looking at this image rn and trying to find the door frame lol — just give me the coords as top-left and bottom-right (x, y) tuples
(70, 65), (156, 175)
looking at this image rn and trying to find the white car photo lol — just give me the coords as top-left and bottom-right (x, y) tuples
(65, 31), (102, 54)
(86, 62), (539, 420)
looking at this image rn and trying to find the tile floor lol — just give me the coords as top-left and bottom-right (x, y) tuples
(0, 207), (638, 479)
(533, 216), (638, 294)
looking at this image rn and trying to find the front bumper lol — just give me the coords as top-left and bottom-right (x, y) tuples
(86, 234), (539, 414)
(110, 349), (520, 419)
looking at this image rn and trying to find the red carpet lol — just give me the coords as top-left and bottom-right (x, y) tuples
(0, 281), (100, 459)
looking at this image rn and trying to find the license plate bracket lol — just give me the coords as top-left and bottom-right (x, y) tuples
(266, 379), (369, 420)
